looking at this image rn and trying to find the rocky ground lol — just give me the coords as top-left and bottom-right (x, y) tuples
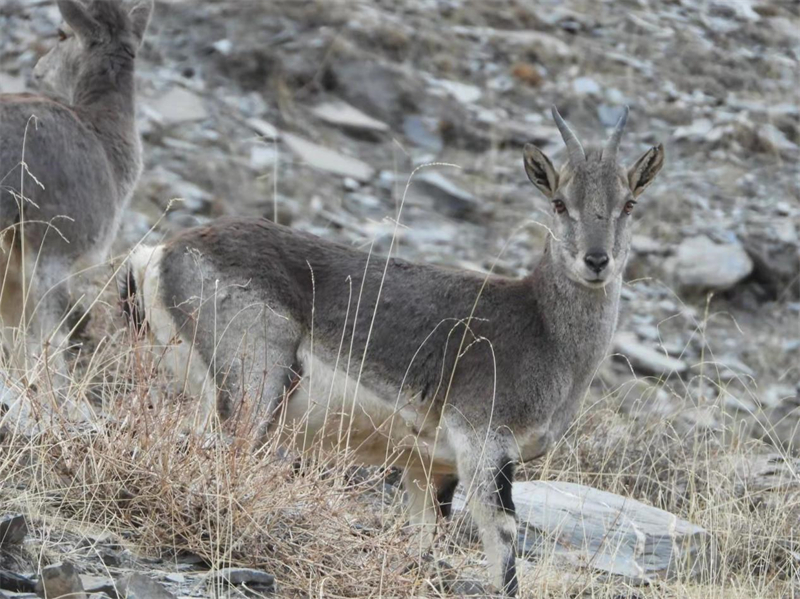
(0, 0), (799, 597)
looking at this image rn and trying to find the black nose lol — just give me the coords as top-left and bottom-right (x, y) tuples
(584, 251), (609, 273)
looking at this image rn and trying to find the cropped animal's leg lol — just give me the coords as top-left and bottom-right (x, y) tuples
(25, 258), (72, 387)
(218, 354), (298, 445)
(436, 474), (459, 518)
(450, 428), (518, 596)
(204, 301), (300, 445)
(403, 469), (440, 553)
(0, 247), (25, 362)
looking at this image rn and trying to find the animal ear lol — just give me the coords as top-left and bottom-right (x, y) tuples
(523, 144), (559, 199)
(129, 0), (154, 47)
(57, 0), (102, 43)
(628, 143), (665, 198)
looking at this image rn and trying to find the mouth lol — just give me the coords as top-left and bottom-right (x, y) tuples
(581, 276), (608, 288)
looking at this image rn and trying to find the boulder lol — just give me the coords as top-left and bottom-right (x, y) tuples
(0, 514), (28, 547)
(36, 562), (86, 599)
(667, 235), (753, 293)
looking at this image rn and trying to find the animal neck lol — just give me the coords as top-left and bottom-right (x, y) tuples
(526, 239), (621, 338)
(72, 51), (141, 197)
(73, 50), (137, 124)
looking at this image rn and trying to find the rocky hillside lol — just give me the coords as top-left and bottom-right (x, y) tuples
(0, 0), (798, 597)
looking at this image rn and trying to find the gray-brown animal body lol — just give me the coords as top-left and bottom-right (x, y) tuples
(0, 0), (152, 379)
(123, 108), (664, 595)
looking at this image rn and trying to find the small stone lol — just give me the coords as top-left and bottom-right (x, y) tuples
(597, 104), (627, 128)
(282, 133), (374, 182)
(614, 332), (689, 375)
(413, 171), (481, 221)
(511, 62), (543, 87)
(402, 115), (443, 153)
(212, 39), (233, 55)
(245, 118), (280, 140)
(36, 562), (86, 599)
(428, 77), (482, 104)
(572, 76), (601, 96)
(499, 30), (573, 59)
(756, 123), (797, 154)
(759, 385), (797, 409)
(149, 88), (208, 125)
(673, 119), (714, 141)
(342, 177), (360, 191)
(116, 573), (176, 599)
(210, 568), (276, 592)
(0, 514), (28, 547)
(311, 101), (389, 134)
(249, 144), (278, 171)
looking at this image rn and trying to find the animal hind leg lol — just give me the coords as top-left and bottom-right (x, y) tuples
(0, 246), (25, 368)
(403, 469), (441, 555)
(436, 474), (459, 519)
(25, 257), (73, 389)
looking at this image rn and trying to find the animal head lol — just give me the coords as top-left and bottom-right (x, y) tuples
(523, 106), (664, 289)
(32, 0), (153, 104)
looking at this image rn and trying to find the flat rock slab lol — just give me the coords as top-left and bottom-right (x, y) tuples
(454, 481), (712, 583)
(0, 570), (36, 593)
(283, 133), (374, 182)
(149, 88), (208, 125)
(311, 101), (389, 133)
(209, 568), (276, 594)
(614, 332), (689, 376)
(116, 573), (175, 599)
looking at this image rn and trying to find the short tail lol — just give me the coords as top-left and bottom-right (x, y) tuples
(118, 245), (160, 336)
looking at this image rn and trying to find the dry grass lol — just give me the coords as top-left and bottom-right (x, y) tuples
(0, 291), (796, 599)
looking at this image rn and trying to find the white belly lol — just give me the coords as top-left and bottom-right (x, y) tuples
(273, 341), (457, 474)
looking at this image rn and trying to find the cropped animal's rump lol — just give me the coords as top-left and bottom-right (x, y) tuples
(123, 107), (664, 595)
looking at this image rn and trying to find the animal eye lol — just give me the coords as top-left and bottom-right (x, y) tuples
(552, 199), (567, 214)
(623, 200), (637, 215)
(57, 29), (68, 41)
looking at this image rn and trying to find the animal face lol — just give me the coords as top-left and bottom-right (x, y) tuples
(32, 0), (152, 104)
(523, 107), (664, 288)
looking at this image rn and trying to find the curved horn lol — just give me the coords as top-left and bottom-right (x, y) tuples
(602, 105), (629, 163)
(551, 106), (585, 165)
